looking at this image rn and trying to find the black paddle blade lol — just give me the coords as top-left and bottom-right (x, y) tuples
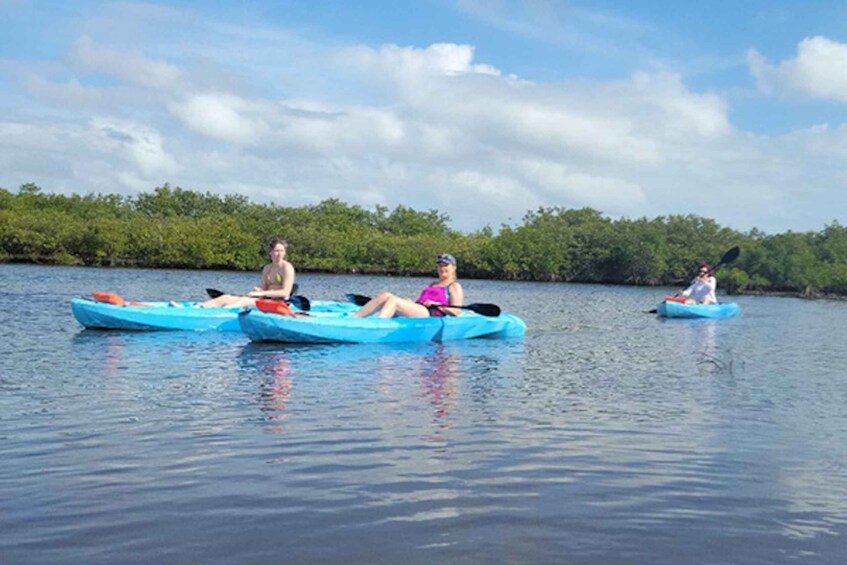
(288, 295), (311, 311)
(465, 303), (501, 317)
(346, 293), (371, 306)
(702, 246), (741, 276)
(720, 246), (740, 266)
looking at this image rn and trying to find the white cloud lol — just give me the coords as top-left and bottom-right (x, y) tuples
(67, 36), (183, 91)
(628, 72), (730, 138)
(271, 103), (407, 156)
(342, 42), (501, 80)
(90, 118), (178, 176)
(0, 35), (746, 229)
(451, 169), (527, 202)
(25, 76), (105, 108)
(748, 36), (847, 102)
(3, 4), (847, 235)
(0, 121), (71, 151)
(168, 92), (272, 144)
(517, 159), (645, 210)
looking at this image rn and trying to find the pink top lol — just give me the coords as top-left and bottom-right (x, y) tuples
(416, 285), (450, 317)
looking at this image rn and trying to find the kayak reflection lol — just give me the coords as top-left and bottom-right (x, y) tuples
(370, 344), (463, 442)
(235, 340), (525, 441)
(71, 329), (242, 379)
(659, 318), (738, 375)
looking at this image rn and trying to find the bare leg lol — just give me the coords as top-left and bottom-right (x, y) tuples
(353, 292), (431, 318)
(199, 295), (256, 308)
(381, 297), (430, 318)
(352, 292), (393, 317)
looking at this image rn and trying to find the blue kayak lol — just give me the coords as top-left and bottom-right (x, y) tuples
(657, 300), (740, 319)
(70, 298), (358, 331)
(238, 309), (527, 344)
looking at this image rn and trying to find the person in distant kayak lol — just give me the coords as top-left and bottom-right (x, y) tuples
(353, 254), (464, 318)
(199, 238), (295, 308)
(680, 262), (717, 304)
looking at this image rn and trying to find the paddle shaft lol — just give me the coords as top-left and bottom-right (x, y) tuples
(206, 287), (310, 311)
(428, 303), (501, 317)
(345, 293), (501, 317)
(207, 283), (298, 300)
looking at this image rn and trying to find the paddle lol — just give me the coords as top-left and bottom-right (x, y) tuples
(206, 286), (310, 311)
(647, 246), (740, 313)
(345, 293), (501, 317)
(207, 282), (298, 299)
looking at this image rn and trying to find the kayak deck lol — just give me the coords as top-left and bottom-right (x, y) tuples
(71, 298), (359, 331)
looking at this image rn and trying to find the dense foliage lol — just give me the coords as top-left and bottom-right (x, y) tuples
(2, 183), (846, 297)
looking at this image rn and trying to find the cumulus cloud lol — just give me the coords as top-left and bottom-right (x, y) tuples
(516, 159), (645, 210)
(67, 36), (183, 91)
(628, 72), (730, 138)
(286, 106), (407, 157)
(342, 42), (501, 80)
(4, 4), (846, 234)
(336, 43), (727, 170)
(338, 43), (506, 109)
(168, 92), (273, 144)
(90, 118), (178, 176)
(748, 36), (847, 102)
(2, 34), (738, 228)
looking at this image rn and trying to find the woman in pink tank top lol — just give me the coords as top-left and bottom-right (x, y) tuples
(353, 254), (465, 318)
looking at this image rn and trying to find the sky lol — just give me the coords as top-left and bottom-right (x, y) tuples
(2, 0), (847, 234)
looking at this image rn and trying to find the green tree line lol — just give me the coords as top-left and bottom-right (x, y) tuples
(2, 183), (846, 297)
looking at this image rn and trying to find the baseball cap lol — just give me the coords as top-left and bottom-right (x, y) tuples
(436, 254), (456, 265)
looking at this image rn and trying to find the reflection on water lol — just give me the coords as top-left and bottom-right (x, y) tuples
(235, 342), (509, 444)
(374, 344), (464, 443)
(419, 346), (460, 427)
(660, 318), (740, 376)
(3, 265), (847, 564)
(257, 353), (293, 433)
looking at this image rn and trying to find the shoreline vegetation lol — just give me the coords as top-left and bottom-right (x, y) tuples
(3, 183), (847, 300)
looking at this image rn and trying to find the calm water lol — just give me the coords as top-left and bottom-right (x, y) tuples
(1, 264), (846, 564)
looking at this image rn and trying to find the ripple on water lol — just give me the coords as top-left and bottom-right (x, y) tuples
(2, 267), (847, 563)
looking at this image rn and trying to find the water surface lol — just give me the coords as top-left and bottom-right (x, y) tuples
(1, 264), (846, 564)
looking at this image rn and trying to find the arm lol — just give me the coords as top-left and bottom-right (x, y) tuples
(701, 276), (718, 304)
(439, 282), (464, 317)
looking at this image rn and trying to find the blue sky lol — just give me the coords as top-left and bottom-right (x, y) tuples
(2, 0), (847, 234)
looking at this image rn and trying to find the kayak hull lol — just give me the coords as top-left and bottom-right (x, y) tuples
(657, 301), (740, 319)
(71, 298), (243, 331)
(70, 298), (359, 331)
(238, 310), (527, 344)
